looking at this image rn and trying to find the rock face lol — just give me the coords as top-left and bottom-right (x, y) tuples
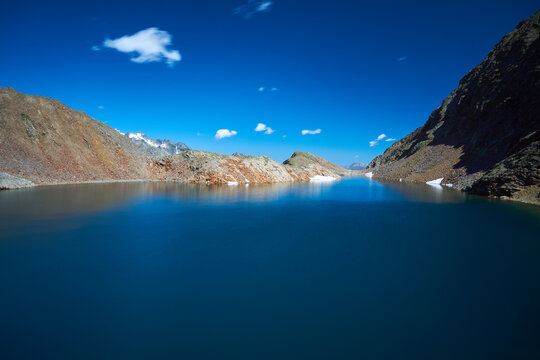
(0, 87), (347, 188)
(147, 150), (351, 185)
(0, 87), (149, 185)
(0, 172), (35, 190)
(124, 132), (190, 156)
(367, 10), (540, 204)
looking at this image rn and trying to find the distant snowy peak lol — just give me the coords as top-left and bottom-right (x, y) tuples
(345, 162), (367, 170)
(124, 132), (190, 156)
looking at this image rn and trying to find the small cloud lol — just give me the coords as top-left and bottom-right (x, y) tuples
(97, 105), (104, 110)
(301, 129), (322, 135)
(255, 123), (274, 134)
(282, 135), (287, 138)
(370, 133), (394, 147)
(215, 129), (237, 140)
(397, 56), (408, 62)
(91, 45), (101, 51)
(102, 27), (181, 66)
(271, 87), (279, 91)
(235, 0), (273, 19)
(258, 87), (265, 92)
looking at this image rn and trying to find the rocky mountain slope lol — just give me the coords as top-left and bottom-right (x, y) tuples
(0, 87), (149, 184)
(0, 87), (348, 188)
(124, 132), (190, 156)
(146, 150), (351, 185)
(367, 10), (540, 204)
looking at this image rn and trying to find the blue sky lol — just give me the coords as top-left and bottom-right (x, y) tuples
(1, 0), (538, 164)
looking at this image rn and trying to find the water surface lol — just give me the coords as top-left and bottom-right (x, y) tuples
(1, 178), (539, 359)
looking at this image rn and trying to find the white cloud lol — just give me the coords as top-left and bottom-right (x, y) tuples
(258, 87), (265, 92)
(103, 27), (181, 66)
(397, 56), (408, 62)
(235, 1), (273, 19)
(91, 45), (101, 51)
(215, 129), (237, 140)
(255, 123), (274, 134)
(282, 135), (287, 138)
(271, 87), (279, 91)
(97, 105), (104, 110)
(370, 133), (395, 146)
(301, 129), (322, 135)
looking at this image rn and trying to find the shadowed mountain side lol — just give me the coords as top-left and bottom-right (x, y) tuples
(367, 10), (540, 204)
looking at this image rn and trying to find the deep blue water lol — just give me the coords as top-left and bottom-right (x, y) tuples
(0, 178), (539, 359)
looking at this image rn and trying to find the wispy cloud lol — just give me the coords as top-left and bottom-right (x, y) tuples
(258, 86), (279, 92)
(385, 138), (396, 141)
(91, 45), (101, 51)
(302, 129), (322, 135)
(397, 56), (408, 62)
(215, 129), (237, 140)
(369, 133), (390, 147)
(97, 105), (104, 110)
(102, 28), (181, 66)
(235, 1), (273, 19)
(255, 123), (274, 134)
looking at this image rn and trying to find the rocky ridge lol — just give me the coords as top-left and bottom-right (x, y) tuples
(366, 10), (540, 204)
(147, 150), (352, 185)
(124, 132), (190, 156)
(0, 87), (349, 188)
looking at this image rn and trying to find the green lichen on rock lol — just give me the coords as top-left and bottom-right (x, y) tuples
(21, 113), (37, 138)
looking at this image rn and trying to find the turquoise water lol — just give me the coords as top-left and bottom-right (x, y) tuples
(0, 178), (539, 359)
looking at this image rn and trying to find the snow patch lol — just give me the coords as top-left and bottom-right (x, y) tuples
(365, 172), (373, 178)
(127, 132), (160, 148)
(227, 181), (239, 186)
(444, 183), (453, 187)
(310, 175), (337, 182)
(426, 178), (444, 185)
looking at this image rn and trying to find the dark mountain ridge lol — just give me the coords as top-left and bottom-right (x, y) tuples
(367, 10), (540, 204)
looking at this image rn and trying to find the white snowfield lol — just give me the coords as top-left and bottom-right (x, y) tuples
(365, 172), (373, 178)
(310, 175), (337, 182)
(426, 178), (444, 185)
(227, 181), (239, 186)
